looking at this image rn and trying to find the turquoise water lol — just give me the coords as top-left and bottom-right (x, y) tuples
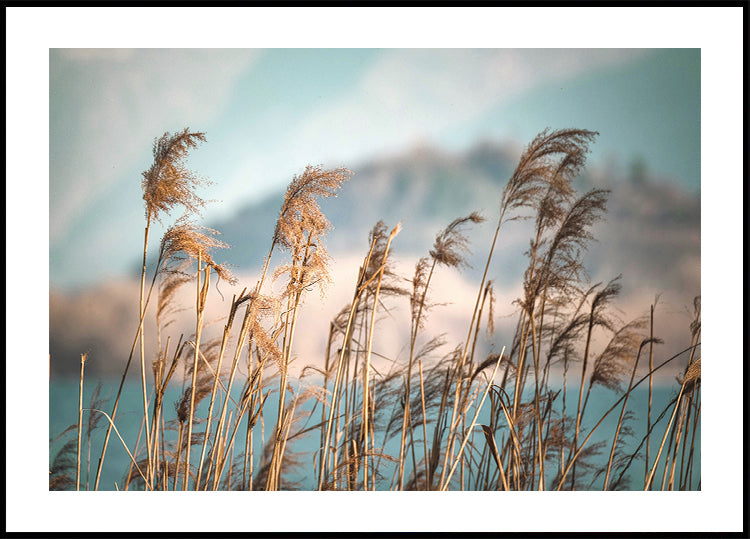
(49, 377), (700, 491)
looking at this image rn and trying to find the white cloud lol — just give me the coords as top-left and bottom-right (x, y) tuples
(212, 49), (649, 218)
(50, 49), (261, 241)
(289, 49), (648, 163)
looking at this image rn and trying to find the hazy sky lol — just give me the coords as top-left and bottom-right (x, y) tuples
(48, 47), (700, 288)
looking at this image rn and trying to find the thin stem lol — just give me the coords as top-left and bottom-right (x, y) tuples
(362, 224), (400, 490)
(571, 310), (595, 490)
(318, 237), (378, 490)
(210, 306), (253, 490)
(554, 344), (696, 490)
(440, 208), (507, 489)
(603, 342), (647, 490)
(645, 304), (655, 485)
(84, 409), (150, 490)
(417, 359), (430, 490)
(398, 259), (436, 489)
(138, 219), (153, 485)
(195, 291), (245, 489)
(184, 256), (208, 489)
(93, 244), (161, 491)
(76, 353), (86, 491)
(441, 348), (504, 490)
(645, 384), (686, 490)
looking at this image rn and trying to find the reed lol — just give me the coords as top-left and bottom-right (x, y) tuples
(75, 353), (87, 491)
(52, 127), (700, 492)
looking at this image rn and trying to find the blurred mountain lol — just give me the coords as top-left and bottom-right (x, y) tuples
(209, 138), (699, 290)
(206, 140), (522, 286)
(52, 139), (700, 378)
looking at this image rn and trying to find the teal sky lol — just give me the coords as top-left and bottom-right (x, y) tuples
(49, 48), (700, 288)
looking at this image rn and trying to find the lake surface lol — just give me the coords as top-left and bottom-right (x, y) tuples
(49, 376), (700, 491)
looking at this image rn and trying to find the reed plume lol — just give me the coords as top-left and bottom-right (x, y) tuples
(94, 129), (209, 490)
(272, 165), (352, 297)
(589, 317), (649, 393)
(50, 439), (78, 491)
(142, 129), (209, 222)
(397, 212), (484, 487)
(263, 165), (352, 490)
(438, 129), (599, 491)
(500, 128), (598, 219)
(429, 211), (485, 269)
(159, 217), (236, 284)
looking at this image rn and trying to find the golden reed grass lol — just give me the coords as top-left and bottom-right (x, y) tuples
(52, 128), (700, 492)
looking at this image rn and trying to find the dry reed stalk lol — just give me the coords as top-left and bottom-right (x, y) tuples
(209, 309), (256, 489)
(438, 212), (514, 486)
(173, 421), (184, 490)
(150, 336), (183, 485)
(397, 257), (436, 488)
(219, 380), (271, 490)
(512, 185), (609, 488)
(602, 338), (658, 490)
(238, 347), (258, 490)
(183, 259), (209, 489)
(221, 385), (268, 489)
(318, 234), (380, 490)
(554, 344), (695, 490)
(521, 185), (609, 394)
(559, 351), (570, 478)
(441, 348), (505, 490)
(93, 269), (160, 490)
(257, 166), (350, 490)
(84, 408), (150, 489)
(666, 397), (689, 490)
(402, 214), (483, 490)
(670, 358), (701, 490)
(676, 396), (692, 489)
(123, 385), (152, 491)
(684, 393), (701, 490)
(680, 299), (701, 489)
(645, 303), (655, 485)
(151, 335), (184, 488)
(317, 321), (336, 486)
(441, 130), (599, 490)
(94, 129), (208, 490)
(268, 389), (307, 490)
(141, 129), (208, 484)
(76, 353), (87, 491)
(571, 277), (620, 488)
(149, 338), (169, 466)
(194, 290), (247, 489)
(645, 383), (686, 490)
(658, 416), (679, 491)
(267, 282), (303, 489)
(439, 220), (504, 486)
(243, 346), (267, 491)
(418, 359), (430, 489)
(218, 410), (234, 487)
(137, 220), (155, 486)
(526, 314), (546, 490)
(482, 424), (509, 491)
(496, 390), (526, 490)
(361, 223), (401, 489)
(83, 383), (105, 490)
(645, 304), (700, 491)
